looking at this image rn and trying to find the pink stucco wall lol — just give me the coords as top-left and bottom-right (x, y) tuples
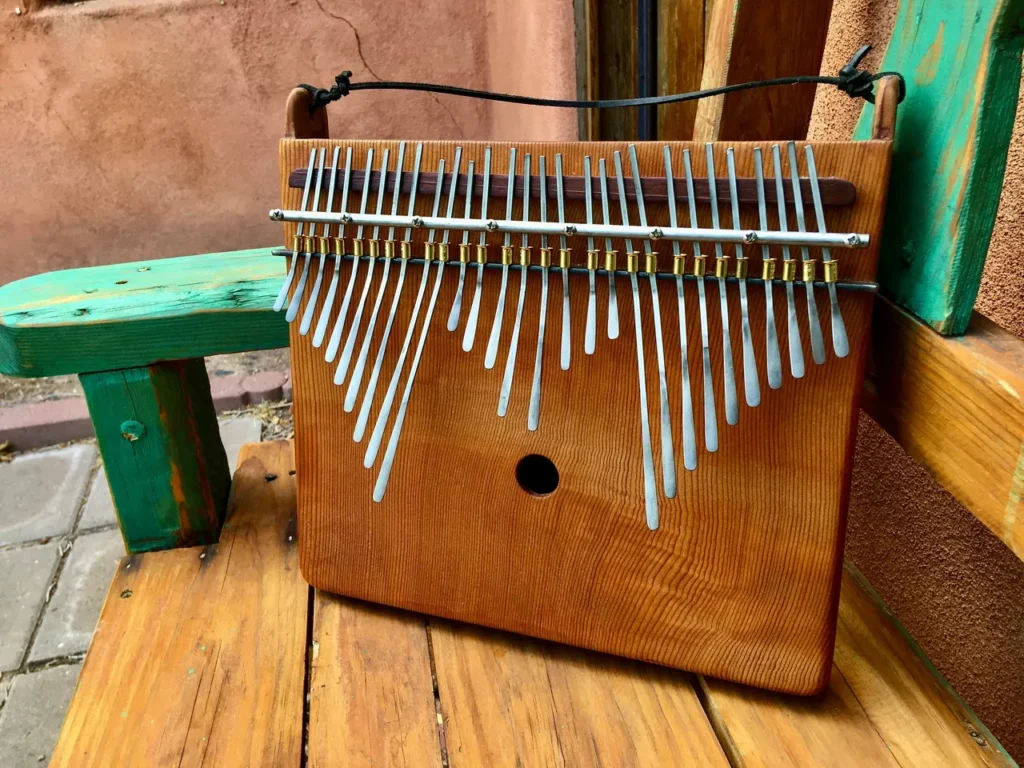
(0, 0), (577, 285)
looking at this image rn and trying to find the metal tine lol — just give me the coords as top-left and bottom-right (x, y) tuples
(498, 153), (531, 418)
(772, 145), (805, 379)
(352, 143), (424, 442)
(528, 156), (550, 432)
(325, 148), (375, 362)
(629, 144), (676, 499)
(683, 150), (718, 453)
(583, 157), (597, 355)
(726, 148), (761, 408)
(485, 147), (516, 369)
(787, 141), (826, 365)
(805, 145), (850, 358)
(300, 147), (341, 336)
(313, 146), (355, 348)
(613, 150), (659, 530)
(345, 144), (406, 411)
(363, 156), (446, 467)
(598, 159), (620, 340)
(447, 159), (475, 331)
(555, 154), (571, 370)
(663, 146), (696, 471)
(333, 148), (384, 385)
(286, 148), (328, 323)
(706, 144), (739, 426)
(462, 146), (492, 351)
(754, 148), (783, 389)
(274, 148), (316, 313)
(374, 155), (457, 501)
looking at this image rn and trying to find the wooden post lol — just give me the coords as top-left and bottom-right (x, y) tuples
(81, 359), (231, 552)
(853, 0), (1024, 335)
(693, 0), (834, 141)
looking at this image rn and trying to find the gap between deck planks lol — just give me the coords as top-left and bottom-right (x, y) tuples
(53, 441), (1014, 768)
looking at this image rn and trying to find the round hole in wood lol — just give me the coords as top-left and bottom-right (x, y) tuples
(515, 454), (559, 496)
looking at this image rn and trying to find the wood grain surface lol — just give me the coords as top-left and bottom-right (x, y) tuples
(284, 139), (891, 694)
(50, 441), (307, 767)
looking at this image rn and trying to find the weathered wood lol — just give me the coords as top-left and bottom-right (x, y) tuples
(862, 298), (1024, 559)
(853, 0), (1024, 334)
(80, 359), (230, 552)
(595, 0), (638, 140)
(289, 138), (892, 694)
(657, 0), (705, 139)
(432, 621), (728, 766)
(698, 566), (1014, 767)
(307, 592), (441, 767)
(0, 248), (287, 378)
(51, 441), (307, 767)
(694, 0), (834, 141)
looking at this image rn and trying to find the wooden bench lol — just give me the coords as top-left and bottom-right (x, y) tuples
(48, 440), (1013, 766)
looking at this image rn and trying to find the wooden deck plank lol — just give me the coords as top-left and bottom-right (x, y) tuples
(697, 566), (1014, 768)
(431, 622), (728, 767)
(51, 441), (307, 768)
(863, 299), (1024, 560)
(307, 593), (442, 767)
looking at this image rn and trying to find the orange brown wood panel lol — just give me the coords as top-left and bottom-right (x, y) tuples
(283, 139), (891, 695)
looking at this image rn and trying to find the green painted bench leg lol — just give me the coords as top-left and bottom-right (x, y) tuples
(80, 358), (231, 553)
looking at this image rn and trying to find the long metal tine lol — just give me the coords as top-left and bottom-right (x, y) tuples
(805, 145), (850, 358)
(485, 148), (516, 369)
(584, 156), (597, 355)
(556, 154), (571, 370)
(754, 148), (783, 389)
(528, 156), (550, 432)
(664, 146), (696, 471)
(300, 147), (341, 335)
(706, 144), (739, 425)
(313, 146), (354, 347)
(629, 144), (676, 499)
(498, 153), (531, 417)
(726, 148), (761, 408)
(598, 158), (620, 340)
(683, 150), (718, 453)
(447, 159), (475, 331)
(273, 147), (317, 313)
(772, 144), (805, 379)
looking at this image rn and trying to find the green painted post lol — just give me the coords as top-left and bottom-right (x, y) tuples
(853, 0), (1024, 335)
(81, 358), (231, 552)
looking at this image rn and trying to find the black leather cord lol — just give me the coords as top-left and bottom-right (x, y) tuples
(299, 44), (904, 115)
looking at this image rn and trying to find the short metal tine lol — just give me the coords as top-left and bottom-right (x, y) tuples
(754, 148), (783, 389)
(274, 147), (317, 313)
(485, 147), (516, 369)
(598, 158), (620, 340)
(301, 146), (341, 336)
(353, 142), (423, 442)
(664, 145), (696, 471)
(805, 145), (850, 358)
(726, 148), (760, 408)
(286, 147), (328, 323)
(529, 155), (550, 432)
(706, 144), (739, 426)
(772, 144), (805, 379)
(787, 141), (826, 365)
(684, 149), (718, 453)
(498, 153), (531, 417)
(447, 159), (475, 331)
(463, 146), (491, 351)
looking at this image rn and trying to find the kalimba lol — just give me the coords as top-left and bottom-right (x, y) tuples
(272, 85), (895, 695)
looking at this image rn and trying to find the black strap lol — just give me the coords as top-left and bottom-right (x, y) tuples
(299, 44), (904, 115)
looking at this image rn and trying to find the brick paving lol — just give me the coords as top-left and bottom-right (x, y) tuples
(0, 416), (261, 767)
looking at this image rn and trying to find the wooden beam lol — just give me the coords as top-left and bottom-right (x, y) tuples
(80, 359), (231, 552)
(595, 0), (638, 140)
(853, 0), (1024, 335)
(863, 298), (1024, 560)
(657, 0), (705, 139)
(693, 0), (834, 141)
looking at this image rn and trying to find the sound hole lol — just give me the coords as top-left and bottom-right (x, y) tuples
(515, 454), (559, 496)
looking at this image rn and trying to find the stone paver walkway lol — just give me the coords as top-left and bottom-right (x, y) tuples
(0, 416), (261, 767)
